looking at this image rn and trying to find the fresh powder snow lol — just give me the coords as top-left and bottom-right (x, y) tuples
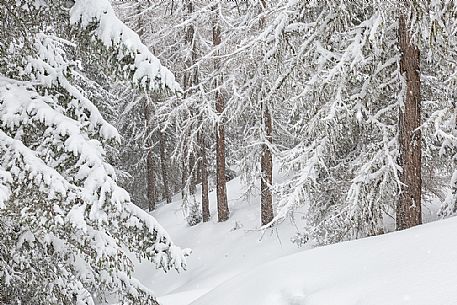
(134, 171), (452, 305)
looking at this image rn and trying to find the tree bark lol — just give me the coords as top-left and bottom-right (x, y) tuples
(213, 3), (229, 222)
(183, 0), (194, 92)
(397, 13), (422, 230)
(189, 153), (197, 195)
(259, 0), (273, 226)
(181, 158), (187, 200)
(144, 100), (156, 211)
(200, 132), (210, 222)
(137, 3), (156, 212)
(215, 93), (229, 222)
(186, 0), (199, 196)
(159, 132), (172, 204)
(181, 0), (194, 198)
(261, 104), (274, 225)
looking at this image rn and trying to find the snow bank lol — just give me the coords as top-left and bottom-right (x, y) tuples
(137, 164), (449, 305)
(134, 172), (308, 304)
(190, 217), (457, 305)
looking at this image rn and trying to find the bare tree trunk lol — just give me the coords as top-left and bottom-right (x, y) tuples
(259, 0), (273, 226)
(144, 100), (156, 211)
(159, 132), (172, 204)
(261, 104), (273, 225)
(397, 13), (422, 230)
(213, 3), (229, 222)
(200, 132), (210, 222)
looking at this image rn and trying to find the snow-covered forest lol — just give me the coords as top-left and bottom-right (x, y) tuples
(2, 0), (457, 304)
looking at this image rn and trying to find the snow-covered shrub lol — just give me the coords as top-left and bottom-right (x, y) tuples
(186, 201), (203, 226)
(291, 232), (310, 248)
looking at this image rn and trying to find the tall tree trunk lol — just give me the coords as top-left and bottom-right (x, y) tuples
(185, 0), (208, 218)
(181, 157), (187, 200)
(159, 132), (172, 204)
(144, 100), (156, 211)
(259, 0), (273, 226)
(261, 104), (273, 225)
(137, 2), (156, 211)
(213, 3), (229, 222)
(183, 0), (194, 92)
(189, 153), (197, 195)
(184, 0), (199, 196)
(181, 0), (194, 198)
(215, 93), (229, 222)
(200, 132), (210, 222)
(397, 13), (422, 230)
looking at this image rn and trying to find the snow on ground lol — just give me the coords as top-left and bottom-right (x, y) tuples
(133, 169), (307, 305)
(190, 216), (457, 305)
(134, 169), (450, 305)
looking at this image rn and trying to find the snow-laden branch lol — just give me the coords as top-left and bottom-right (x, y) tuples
(0, 166), (12, 210)
(70, 0), (181, 92)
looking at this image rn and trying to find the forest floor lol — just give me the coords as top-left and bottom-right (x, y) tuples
(134, 170), (450, 305)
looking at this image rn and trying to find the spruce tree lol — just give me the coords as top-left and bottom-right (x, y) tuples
(0, 1), (189, 304)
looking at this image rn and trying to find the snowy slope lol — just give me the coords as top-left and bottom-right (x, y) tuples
(133, 172), (308, 305)
(134, 169), (449, 305)
(190, 217), (457, 305)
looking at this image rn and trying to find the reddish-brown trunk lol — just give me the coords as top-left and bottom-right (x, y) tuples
(397, 14), (422, 230)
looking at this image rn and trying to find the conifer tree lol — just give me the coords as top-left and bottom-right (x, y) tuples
(0, 1), (189, 304)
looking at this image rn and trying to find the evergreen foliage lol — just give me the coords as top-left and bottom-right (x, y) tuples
(0, 1), (188, 304)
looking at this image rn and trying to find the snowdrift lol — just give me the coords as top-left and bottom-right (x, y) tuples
(190, 217), (457, 305)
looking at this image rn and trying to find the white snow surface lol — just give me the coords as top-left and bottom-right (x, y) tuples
(191, 217), (457, 305)
(136, 174), (456, 305)
(134, 170), (306, 305)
